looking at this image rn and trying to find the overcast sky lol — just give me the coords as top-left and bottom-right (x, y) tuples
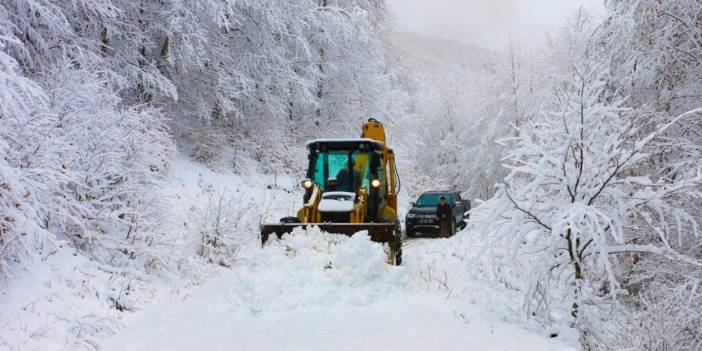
(387, 0), (605, 49)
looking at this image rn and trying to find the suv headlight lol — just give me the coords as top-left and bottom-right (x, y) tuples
(406, 213), (417, 219)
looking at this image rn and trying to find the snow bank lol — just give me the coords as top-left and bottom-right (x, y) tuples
(0, 245), (122, 350)
(0, 153), (298, 351)
(101, 230), (579, 351)
(229, 227), (418, 314)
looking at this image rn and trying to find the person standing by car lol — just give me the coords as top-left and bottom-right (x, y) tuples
(436, 196), (451, 238)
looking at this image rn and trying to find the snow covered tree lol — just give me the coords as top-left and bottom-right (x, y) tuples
(472, 9), (702, 347)
(0, 0), (175, 279)
(473, 58), (702, 346)
(593, 1), (702, 348)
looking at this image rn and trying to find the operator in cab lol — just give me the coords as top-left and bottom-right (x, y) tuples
(436, 196), (451, 238)
(335, 159), (360, 192)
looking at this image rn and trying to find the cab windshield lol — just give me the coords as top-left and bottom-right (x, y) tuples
(415, 193), (452, 207)
(311, 149), (372, 192)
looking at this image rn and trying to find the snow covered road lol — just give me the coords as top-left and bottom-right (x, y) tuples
(102, 230), (577, 351)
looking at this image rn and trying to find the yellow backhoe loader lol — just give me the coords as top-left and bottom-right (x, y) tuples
(260, 118), (403, 265)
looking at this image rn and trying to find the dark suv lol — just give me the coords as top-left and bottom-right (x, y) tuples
(405, 191), (471, 238)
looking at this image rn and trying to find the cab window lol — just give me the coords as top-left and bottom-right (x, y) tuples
(312, 149), (371, 192)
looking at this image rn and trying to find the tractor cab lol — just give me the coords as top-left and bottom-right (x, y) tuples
(306, 139), (385, 192)
(260, 119), (402, 265)
(303, 139), (387, 223)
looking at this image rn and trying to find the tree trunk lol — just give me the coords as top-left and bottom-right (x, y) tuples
(566, 228), (590, 348)
(508, 39), (521, 136)
(315, 0), (328, 125)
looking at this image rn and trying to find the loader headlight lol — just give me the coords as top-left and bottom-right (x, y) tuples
(302, 179), (313, 189)
(371, 179), (381, 188)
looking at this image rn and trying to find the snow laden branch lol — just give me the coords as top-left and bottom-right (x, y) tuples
(472, 58), (702, 346)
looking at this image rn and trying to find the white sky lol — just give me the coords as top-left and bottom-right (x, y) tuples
(387, 0), (605, 49)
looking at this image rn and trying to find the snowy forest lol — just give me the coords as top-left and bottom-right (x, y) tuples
(1, 1), (701, 350)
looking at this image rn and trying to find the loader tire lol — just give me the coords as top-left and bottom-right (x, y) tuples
(397, 221), (403, 265)
(395, 243), (402, 266)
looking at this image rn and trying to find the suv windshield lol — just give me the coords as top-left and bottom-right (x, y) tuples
(415, 193), (452, 207)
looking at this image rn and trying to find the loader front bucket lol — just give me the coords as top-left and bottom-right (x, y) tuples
(260, 223), (402, 265)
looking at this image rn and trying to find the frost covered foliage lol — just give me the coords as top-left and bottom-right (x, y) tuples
(0, 61), (174, 349)
(386, 33), (554, 199)
(0, 37), (48, 277)
(384, 34), (496, 198)
(194, 189), (249, 268)
(458, 44), (551, 199)
(49, 69), (173, 271)
(160, 0), (400, 169)
(472, 7), (702, 350)
(1, 0), (400, 171)
(0, 62), (173, 277)
(0, 3), (173, 287)
(190, 128), (228, 167)
(595, 1), (702, 349)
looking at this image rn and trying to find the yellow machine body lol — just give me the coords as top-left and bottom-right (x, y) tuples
(261, 119), (402, 265)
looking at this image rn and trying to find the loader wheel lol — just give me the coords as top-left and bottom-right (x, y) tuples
(393, 221), (403, 266)
(394, 242), (403, 266)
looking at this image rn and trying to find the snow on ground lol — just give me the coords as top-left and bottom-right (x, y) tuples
(1, 153), (579, 350)
(0, 153), (297, 351)
(0, 244), (122, 350)
(102, 229), (578, 351)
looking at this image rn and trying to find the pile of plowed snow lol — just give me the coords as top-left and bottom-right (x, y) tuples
(101, 230), (580, 351)
(228, 227), (419, 314)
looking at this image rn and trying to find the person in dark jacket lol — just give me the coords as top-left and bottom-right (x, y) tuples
(335, 159), (359, 192)
(436, 196), (452, 238)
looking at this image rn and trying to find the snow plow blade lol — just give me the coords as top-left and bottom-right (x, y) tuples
(261, 223), (396, 244)
(260, 223), (402, 265)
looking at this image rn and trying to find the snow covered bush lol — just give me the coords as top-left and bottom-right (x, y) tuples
(1, 62), (174, 271)
(0, 33), (54, 277)
(0, 53), (174, 348)
(472, 9), (702, 349)
(53, 69), (173, 269)
(194, 189), (244, 268)
(473, 68), (702, 348)
(594, 2), (702, 349)
(190, 128), (228, 167)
